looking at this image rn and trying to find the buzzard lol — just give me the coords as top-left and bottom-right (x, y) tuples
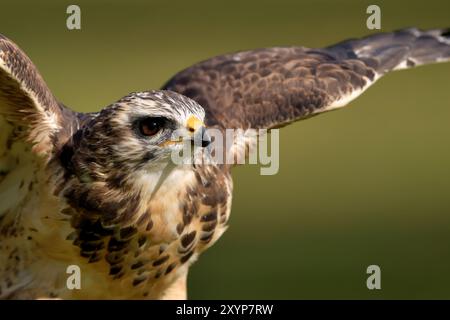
(0, 28), (449, 299)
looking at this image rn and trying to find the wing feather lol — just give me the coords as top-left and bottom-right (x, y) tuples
(163, 28), (450, 130)
(0, 34), (75, 158)
(0, 34), (80, 222)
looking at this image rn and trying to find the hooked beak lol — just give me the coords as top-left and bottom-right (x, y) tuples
(159, 115), (211, 148)
(186, 115), (211, 148)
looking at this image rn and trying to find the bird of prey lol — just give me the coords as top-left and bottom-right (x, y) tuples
(0, 28), (449, 299)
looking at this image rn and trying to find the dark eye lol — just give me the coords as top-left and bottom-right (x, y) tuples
(138, 117), (166, 137)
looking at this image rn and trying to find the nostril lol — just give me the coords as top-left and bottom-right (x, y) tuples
(188, 127), (195, 133)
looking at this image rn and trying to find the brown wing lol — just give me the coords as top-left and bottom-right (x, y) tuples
(163, 28), (450, 130)
(0, 34), (76, 158)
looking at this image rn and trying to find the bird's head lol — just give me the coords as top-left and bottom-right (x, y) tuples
(61, 90), (211, 196)
(57, 90), (213, 226)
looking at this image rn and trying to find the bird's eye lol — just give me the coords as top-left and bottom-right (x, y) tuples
(138, 117), (166, 137)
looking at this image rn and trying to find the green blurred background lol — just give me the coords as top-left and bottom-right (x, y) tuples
(2, 0), (450, 299)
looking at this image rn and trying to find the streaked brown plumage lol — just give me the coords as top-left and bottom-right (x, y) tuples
(0, 28), (449, 299)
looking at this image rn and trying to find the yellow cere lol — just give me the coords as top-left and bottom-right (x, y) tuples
(186, 115), (204, 134)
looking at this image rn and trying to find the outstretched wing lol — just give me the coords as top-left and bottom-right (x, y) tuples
(163, 28), (450, 130)
(0, 34), (79, 223)
(0, 34), (76, 159)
